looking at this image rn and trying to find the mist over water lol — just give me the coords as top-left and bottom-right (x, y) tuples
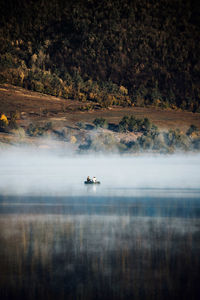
(0, 148), (200, 196)
(0, 148), (200, 300)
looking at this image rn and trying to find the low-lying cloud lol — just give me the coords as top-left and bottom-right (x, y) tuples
(0, 147), (200, 196)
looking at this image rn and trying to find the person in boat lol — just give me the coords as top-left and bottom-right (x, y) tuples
(87, 176), (91, 182)
(92, 176), (97, 183)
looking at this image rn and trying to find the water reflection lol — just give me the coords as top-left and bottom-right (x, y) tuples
(0, 194), (200, 218)
(0, 194), (200, 300)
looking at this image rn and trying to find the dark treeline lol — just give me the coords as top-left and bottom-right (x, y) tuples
(0, 0), (200, 110)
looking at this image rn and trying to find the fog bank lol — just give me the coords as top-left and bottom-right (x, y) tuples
(0, 148), (200, 196)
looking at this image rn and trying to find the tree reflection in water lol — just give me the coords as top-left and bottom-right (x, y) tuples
(0, 211), (200, 300)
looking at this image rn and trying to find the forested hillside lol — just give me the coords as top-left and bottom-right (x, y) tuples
(0, 0), (200, 110)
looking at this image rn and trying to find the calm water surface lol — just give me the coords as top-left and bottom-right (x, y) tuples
(0, 188), (200, 300)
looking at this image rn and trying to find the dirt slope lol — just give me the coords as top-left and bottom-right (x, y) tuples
(0, 84), (200, 131)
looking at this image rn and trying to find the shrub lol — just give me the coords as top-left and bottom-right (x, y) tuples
(76, 122), (85, 129)
(152, 134), (167, 150)
(90, 132), (118, 151)
(143, 118), (151, 132)
(186, 124), (198, 136)
(149, 124), (159, 138)
(0, 113), (8, 125)
(8, 111), (20, 129)
(192, 138), (200, 150)
(26, 122), (52, 137)
(118, 116), (129, 132)
(164, 129), (190, 150)
(43, 122), (52, 131)
(118, 116), (153, 133)
(78, 92), (87, 102)
(128, 116), (137, 132)
(8, 119), (18, 129)
(70, 135), (77, 144)
(0, 114), (9, 132)
(0, 119), (8, 132)
(31, 80), (44, 93)
(11, 127), (25, 138)
(137, 135), (154, 150)
(164, 129), (179, 147)
(10, 110), (20, 120)
(80, 104), (94, 111)
(117, 142), (128, 152)
(93, 118), (108, 129)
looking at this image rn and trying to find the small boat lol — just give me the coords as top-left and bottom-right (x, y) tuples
(84, 181), (101, 184)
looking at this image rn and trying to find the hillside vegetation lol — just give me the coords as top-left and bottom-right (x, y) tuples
(1, 103), (200, 154)
(0, 0), (200, 110)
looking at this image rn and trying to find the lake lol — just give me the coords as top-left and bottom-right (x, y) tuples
(0, 189), (200, 300)
(0, 153), (200, 299)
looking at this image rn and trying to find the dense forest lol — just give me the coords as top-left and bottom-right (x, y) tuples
(0, 0), (200, 110)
